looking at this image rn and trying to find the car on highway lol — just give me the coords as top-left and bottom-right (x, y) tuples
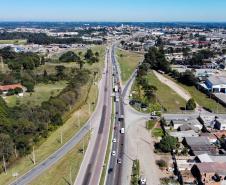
(108, 168), (113, 173)
(112, 138), (117, 143)
(112, 150), (116, 156)
(120, 128), (125, 134)
(150, 116), (160, 120)
(117, 158), (122, 164)
(139, 176), (147, 185)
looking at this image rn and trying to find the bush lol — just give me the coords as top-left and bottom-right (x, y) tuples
(156, 159), (167, 168)
(186, 98), (196, 110)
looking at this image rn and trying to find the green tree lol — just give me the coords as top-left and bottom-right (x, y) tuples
(59, 51), (80, 63)
(179, 70), (197, 86)
(84, 49), (94, 60)
(23, 81), (35, 92)
(158, 135), (178, 153)
(186, 98), (196, 110)
(55, 65), (66, 79)
(51, 113), (63, 126)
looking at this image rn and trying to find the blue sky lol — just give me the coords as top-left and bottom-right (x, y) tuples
(0, 0), (225, 22)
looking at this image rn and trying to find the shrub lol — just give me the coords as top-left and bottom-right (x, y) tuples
(156, 159), (167, 168)
(186, 98), (196, 110)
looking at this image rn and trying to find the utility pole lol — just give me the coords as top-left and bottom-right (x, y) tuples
(3, 155), (7, 174)
(70, 166), (72, 185)
(32, 146), (36, 165)
(78, 111), (80, 128)
(88, 103), (91, 115)
(60, 130), (63, 144)
(14, 146), (18, 158)
(0, 56), (4, 72)
(83, 137), (85, 155)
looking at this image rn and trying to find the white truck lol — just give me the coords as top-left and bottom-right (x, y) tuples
(120, 128), (125, 134)
(114, 85), (119, 92)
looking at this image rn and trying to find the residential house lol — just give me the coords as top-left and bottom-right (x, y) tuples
(183, 137), (217, 155)
(0, 83), (24, 96)
(191, 162), (226, 185)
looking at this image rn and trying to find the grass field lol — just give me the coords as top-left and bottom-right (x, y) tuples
(146, 120), (156, 130)
(0, 46), (105, 185)
(5, 81), (68, 107)
(0, 39), (27, 45)
(165, 75), (226, 113)
(29, 134), (89, 185)
(116, 48), (143, 83)
(147, 71), (186, 113)
(152, 128), (164, 138)
(36, 45), (105, 78)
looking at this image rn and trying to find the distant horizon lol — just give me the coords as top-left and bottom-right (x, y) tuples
(0, 20), (226, 23)
(1, 0), (226, 23)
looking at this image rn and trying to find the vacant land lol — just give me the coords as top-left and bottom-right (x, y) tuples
(5, 81), (68, 107)
(37, 45), (105, 78)
(165, 75), (226, 113)
(147, 71), (186, 113)
(0, 39), (27, 45)
(30, 134), (89, 185)
(116, 48), (143, 83)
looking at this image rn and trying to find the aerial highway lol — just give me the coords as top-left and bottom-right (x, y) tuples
(74, 47), (113, 185)
(10, 48), (110, 185)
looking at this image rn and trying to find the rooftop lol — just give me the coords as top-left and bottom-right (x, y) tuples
(207, 76), (226, 85)
(195, 162), (226, 175)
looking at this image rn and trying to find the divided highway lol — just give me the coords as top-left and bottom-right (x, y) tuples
(106, 45), (127, 185)
(74, 47), (113, 185)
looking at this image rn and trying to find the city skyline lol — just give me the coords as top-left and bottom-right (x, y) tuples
(0, 0), (226, 22)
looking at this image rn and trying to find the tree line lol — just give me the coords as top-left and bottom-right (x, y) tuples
(0, 32), (103, 45)
(0, 47), (100, 169)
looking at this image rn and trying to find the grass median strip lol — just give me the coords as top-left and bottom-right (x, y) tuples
(131, 160), (140, 185)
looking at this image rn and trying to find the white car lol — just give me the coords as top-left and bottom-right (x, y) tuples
(112, 151), (116, 156)
(140, 176), (146, 185)
(112, 138), (117, 143)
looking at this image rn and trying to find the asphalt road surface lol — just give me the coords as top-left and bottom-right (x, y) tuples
(75, 47), (113, 185)
(105, 45), (125, 185)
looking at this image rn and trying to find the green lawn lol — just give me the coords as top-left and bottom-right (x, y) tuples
(152, 128), (164, 138)
(29, 134), (89, 185)
(5, 81), (68, 107)
(146, 120), (156, 130)
(165, 75), (226, 113)
(144, 71), (186, 113)
(116, 48), (143, 83)
(0, 39), (27, 45)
